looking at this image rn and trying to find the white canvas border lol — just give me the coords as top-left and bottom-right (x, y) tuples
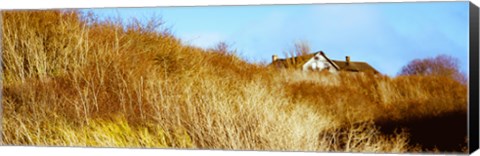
(0, 0), (477, 156)
(0, 0), (471, 9)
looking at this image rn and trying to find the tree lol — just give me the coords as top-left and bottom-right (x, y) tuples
(398, 54), (467, 84)
(284, 40), (311, 58)
(213, 41), (230, 54)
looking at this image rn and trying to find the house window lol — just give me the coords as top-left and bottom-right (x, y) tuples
(324, 63), (330, 68)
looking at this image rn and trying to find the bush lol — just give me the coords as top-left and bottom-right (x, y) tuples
(398, 55), (466, 84)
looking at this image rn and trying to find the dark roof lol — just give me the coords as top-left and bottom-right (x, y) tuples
(331, 60), (379, 73)
(270, 53), (316, 69)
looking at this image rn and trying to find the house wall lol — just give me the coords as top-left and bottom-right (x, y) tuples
(302, 53), (337, 73)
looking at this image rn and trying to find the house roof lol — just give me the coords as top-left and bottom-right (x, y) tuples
(269, 51), (379, 74)
(331, 60), (379, 73)
(270, 52), (316, 69)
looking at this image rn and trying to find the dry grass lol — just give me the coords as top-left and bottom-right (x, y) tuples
(1, 10), (467, 153)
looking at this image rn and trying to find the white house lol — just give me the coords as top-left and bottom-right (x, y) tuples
(270, 51), (379, 74)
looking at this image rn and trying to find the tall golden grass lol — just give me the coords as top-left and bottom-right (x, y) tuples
(1, 10), (467, 153)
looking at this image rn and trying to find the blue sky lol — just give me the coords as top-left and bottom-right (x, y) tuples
(84, 2), (469, 76)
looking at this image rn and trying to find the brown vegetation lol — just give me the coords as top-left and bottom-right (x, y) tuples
(1, 10), (468, 153)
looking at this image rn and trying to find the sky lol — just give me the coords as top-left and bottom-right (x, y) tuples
(84, 1), (470, 76)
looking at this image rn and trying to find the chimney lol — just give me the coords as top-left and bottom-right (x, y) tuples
(272, 54), (278, 62)
(346, 56), (350, 65)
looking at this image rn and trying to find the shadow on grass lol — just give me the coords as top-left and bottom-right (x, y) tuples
(375, 110), (467, 153)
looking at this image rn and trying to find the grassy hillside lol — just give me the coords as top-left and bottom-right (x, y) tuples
(1, 10), (467, 153)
